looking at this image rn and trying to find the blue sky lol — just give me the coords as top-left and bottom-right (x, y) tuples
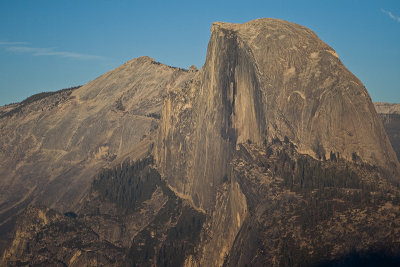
(0, 0), (399, 105)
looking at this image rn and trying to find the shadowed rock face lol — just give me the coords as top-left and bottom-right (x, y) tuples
(0, 56), (195, 251)
(157, 18), (399, 212)
(375, 103), (400, 161)
(1, 158), (206, 267)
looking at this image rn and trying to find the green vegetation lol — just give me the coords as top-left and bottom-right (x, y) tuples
(268, 146), (389, 223)
(20, 86), (81, 106)
(278, 234), (310, 267)
(92, 157), (160, 210)
(130, 200), (205, 267)
(277, 150), (361, 192)
(151, 60), (189, 72)
(227, 141), (400, 266)
(157, 206), (205, 267)
(1, 86), (80, 118)
(128, 179), (205, 267)
(146, 112), (161, 119)
(91, 156), (205, 266)
(272, 137), (282, 145)
(63, 212), (77, 219)
(284, 136), (290, 144)
(266, 147), (274, 158)
(115, 98), (125, 111)
(222, 174), (229, 183)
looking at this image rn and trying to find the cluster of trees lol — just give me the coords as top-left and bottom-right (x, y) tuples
(92, 156), (205, 266)
(1, 85), (81, 118)
(19, 86), (81, 106)
(157, 206), (205, 266)
(115, 98), (125, 111)
(92, 157), (160, 210)
(270, 148), (361, 193)
(251, 138), (400, 266)
(278, 234), (313, 267)
(151, 60), (189, 72)
(261, 140), (397, 226)
(146, 112), (161, 119)
(128, 180), (205, 267)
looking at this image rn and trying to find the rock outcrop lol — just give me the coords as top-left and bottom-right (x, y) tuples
(1, 157), (206, 267)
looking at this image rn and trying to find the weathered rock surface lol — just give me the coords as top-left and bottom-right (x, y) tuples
(157, 18), (399, 214)
(0, 56), (195, 252)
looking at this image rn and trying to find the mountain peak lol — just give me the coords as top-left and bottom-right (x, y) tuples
(2, 19), (400, 266)
(158, 18), (400, 213)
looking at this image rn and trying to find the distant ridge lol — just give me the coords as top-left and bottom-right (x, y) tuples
(375, 102), (400, 162)
(375, 102), (400, 115)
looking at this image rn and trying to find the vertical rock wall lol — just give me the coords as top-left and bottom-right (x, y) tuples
(157, 19), (399, 214)
(156, 23), (270, 211)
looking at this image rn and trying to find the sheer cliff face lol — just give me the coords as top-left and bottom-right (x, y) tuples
(157, 18), (399, 211)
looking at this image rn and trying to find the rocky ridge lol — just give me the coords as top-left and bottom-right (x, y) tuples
(375, 102), (400, 115)
(0, 56), (196, 252)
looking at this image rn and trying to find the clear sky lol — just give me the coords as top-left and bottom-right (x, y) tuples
(0, 0), (399, 105)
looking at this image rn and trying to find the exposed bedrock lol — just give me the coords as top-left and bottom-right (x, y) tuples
(157, 18), (399, 213)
